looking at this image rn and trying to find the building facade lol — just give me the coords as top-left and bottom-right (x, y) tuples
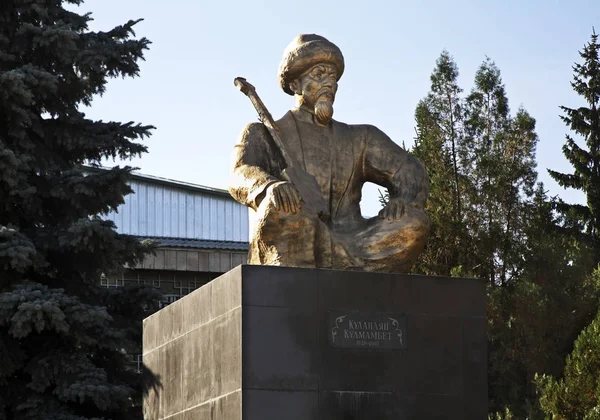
(102, 170), (249, 310)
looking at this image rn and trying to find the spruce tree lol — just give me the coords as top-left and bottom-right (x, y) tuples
(0, 1), (158, 419)
(548, 29), (600, 251)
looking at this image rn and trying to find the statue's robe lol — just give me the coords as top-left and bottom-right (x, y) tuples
(229, 108), (430, 272)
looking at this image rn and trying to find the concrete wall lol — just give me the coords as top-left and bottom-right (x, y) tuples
(143, 265), (488, 419)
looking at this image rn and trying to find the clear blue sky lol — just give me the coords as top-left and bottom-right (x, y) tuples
(78, 0), (597, 217)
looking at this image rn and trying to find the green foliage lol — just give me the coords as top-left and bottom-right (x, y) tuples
(548, 30), (600, 251)
(0, 1), (160, 418)
(410, 42), (600, 418)
(462, 58), (539, 287)
(488, 407), (516, 420)
(487, 243), (599, 418)
(529, 30), (600, 420)
(411, 51), (469, 276)
(536, 279), (600, 418)
(410, 51), (539, 286)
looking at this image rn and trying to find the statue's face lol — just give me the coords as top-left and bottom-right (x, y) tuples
(292, 63), (338, 125)
(295, 63), (338, 106)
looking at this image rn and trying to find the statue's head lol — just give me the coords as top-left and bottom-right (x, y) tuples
(278, 34), (344, 125)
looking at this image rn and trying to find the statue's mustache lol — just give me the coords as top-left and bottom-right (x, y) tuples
(318, 89), (334, 100)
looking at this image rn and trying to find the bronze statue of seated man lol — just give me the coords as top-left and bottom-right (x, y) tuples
(229, 34), (430, 273)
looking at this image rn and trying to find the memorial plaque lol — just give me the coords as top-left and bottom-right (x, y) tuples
(328, 311), (407, 350)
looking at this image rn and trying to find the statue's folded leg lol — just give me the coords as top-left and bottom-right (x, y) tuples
(248, 197), (429, 272)
(248, 197), (325, 268)
(332, 207), (430, 273)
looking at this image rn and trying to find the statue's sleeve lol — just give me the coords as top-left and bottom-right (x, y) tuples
(229, 122), (282, 211)
(362, 125), (429, 208)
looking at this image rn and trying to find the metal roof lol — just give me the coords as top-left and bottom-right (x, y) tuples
(83, 165), (232, 198)
(127, 172), (231, 199)
(139, 236), (249, 251)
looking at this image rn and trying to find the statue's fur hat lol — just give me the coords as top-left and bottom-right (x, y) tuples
(278, 34), (345, 96)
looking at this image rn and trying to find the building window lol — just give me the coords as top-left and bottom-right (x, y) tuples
(129, 271), (161, 288)
(100, 275), (124, 288)
(173, 279), (201, 296)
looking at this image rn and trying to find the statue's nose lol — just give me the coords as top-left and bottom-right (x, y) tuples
(322, 78), (337, 91)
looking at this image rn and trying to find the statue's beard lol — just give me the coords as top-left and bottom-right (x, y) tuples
(314, 97), (334, 125)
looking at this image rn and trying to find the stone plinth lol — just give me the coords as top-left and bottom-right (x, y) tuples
(143, 265), (487, 419)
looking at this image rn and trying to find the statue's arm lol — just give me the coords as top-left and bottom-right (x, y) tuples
(362, 125), (429, 209)
(229, 122), (282, 211)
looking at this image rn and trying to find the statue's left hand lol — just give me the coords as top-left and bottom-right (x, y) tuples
(378, 198), (422, 220)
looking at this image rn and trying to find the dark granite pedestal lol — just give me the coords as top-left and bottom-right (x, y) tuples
(143, 265), (487, 420)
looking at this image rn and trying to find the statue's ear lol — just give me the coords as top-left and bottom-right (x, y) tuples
(289, 79), (301, 95)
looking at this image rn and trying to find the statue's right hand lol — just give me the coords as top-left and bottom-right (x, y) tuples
(266, 181), (301, 214)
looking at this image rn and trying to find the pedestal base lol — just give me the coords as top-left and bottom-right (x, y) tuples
(143, 265), (487, 419)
